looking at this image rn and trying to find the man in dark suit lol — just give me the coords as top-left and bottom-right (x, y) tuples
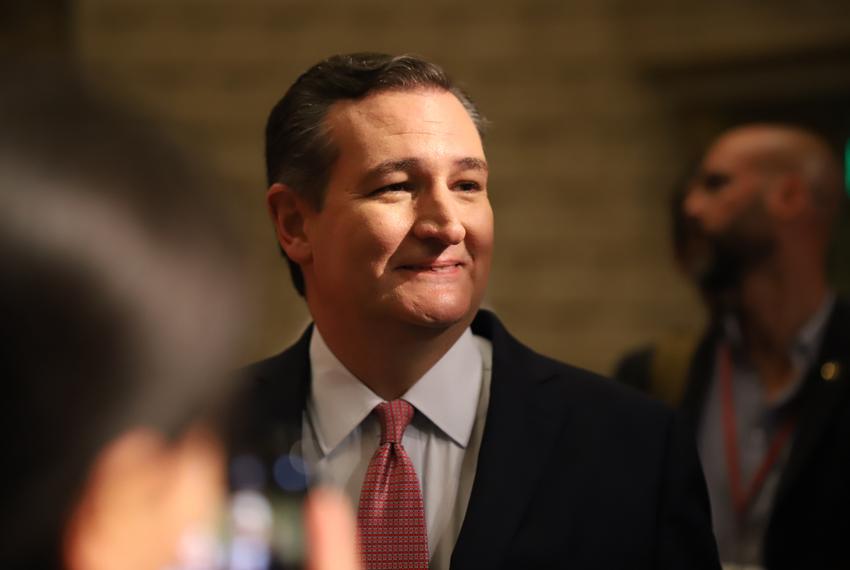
(234, 52), (719, 569)
(677, 124), (850, 569)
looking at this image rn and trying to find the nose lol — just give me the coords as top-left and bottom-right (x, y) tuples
(682, 188), (705, 220)
(412, 184), (465, 245)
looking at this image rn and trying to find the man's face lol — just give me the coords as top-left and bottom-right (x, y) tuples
(684, 133), (768, 235)
(681, 132), (777, 293)
(301, 88), (493, 330)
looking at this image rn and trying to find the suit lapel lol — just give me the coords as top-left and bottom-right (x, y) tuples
(233, 326), (313, 461)
(265, 325), (313, 435)
(451, 312), (569, 569)
(772, 300), (850, 509)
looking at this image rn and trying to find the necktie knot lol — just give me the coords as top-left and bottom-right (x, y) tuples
(375, 400), (414, 445)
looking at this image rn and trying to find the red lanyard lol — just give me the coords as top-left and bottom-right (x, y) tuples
(719, 343), (797, 519)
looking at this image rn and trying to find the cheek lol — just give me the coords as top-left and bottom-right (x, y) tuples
(313, 206), (413, 284)
(465, 203), (495, 257)
(354, 206), (414, 260)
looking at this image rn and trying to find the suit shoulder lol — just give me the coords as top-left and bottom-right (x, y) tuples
(492, 338), (678, 473)
(480, 310), (672, 423)
(243, 349), (291, 380)
(228, 336), (310, 450)
(241, 325), (312, 382)
(545, 355), (672, 420)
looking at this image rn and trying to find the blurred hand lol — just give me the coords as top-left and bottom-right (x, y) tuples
(304, 487), (361, 570)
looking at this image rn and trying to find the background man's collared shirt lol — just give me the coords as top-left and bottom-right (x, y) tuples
(301, 326), (492, 566)
(699, 293), (835, 567)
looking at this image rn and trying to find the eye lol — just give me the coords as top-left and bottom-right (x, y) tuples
(370, 181), (412, 196)
(701, 172), (731, 193)
(454, 180), (482, 192)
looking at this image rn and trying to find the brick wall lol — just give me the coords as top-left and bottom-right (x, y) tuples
(72, 0), (850, 373)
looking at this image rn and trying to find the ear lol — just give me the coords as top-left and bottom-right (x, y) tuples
(267, 182), (314, 264)
(767, 172), (807, 220)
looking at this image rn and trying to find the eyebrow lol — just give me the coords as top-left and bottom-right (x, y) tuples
(364, 157), (489, 181)
(368, 158), (421, 178)
(456, 157), (489, 173)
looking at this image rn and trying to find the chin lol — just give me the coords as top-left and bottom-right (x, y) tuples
(377, 282), (484, 330)
(398, 299), (476, 329)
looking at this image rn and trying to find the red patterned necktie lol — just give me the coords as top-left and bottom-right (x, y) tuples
(357, 399), (429, 569)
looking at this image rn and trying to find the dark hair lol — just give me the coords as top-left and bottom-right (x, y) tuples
(264, 52), (487, 296)
(0, 69), (247, 568)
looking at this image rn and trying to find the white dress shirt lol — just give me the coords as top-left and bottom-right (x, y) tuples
(301, 326), (491, 562)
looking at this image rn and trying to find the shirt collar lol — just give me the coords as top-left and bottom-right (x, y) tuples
(793, 291), (835, 364)
(308, 327), (483, 457)
(720, 291), (836, 408)
(722, 291), (836, 367)
(402, 328), (482, 448)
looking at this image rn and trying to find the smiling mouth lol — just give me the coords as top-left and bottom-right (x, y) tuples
(398, 262), (464, 273)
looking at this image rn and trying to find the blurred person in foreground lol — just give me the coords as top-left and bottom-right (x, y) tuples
(232, 51), (721, 569)
(0, 71), (359, 570)
(676, 124), (849, 569)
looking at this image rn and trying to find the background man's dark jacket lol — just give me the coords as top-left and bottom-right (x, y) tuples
(232, 310), (721, 569)
(680, 299), (850, 570)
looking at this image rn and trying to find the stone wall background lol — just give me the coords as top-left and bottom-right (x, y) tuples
(21, 0), (850, 373)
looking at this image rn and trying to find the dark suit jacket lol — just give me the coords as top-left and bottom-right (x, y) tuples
(233, 310), (720, 569)
(680, 299), (850, 569)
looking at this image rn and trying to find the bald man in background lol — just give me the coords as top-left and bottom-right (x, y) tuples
(679, 124), (849, 569)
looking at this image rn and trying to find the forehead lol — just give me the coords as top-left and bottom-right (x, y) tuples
(323, 88), (484, 171)
(702, 130), (765, 173)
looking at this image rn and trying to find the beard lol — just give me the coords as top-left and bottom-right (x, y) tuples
(682, 204), (777, 299)
(695, 233), (775, 294)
